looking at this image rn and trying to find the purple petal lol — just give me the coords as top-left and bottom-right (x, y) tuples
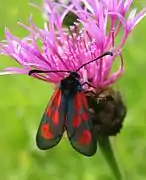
(0, 67), (29, 75)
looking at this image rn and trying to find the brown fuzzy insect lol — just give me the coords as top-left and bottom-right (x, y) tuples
(86, 88), (127, 136)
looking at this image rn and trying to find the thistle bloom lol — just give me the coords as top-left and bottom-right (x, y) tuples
(1, 0), (146, 90)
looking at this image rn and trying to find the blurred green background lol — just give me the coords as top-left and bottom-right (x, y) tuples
(0, 1), (146, 180)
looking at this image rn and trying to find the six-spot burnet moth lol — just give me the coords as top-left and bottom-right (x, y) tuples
(29, 51), (113, 156)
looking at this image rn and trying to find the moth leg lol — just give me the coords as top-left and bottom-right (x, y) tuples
(84, 90), (107, 105)
(81, 82), (96, 89)
(84, 90), (96, 97)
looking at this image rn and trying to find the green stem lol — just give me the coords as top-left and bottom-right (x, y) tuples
(98, 136), (123, 180)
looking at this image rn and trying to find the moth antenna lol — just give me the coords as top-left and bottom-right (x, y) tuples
(76, 51), (113, 72)
(28, 69), (71, 76)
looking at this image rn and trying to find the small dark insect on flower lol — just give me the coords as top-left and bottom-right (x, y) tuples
(86, 88), (127, 136)
(28, 51), (113, 157)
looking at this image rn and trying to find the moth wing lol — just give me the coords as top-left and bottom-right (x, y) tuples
(66, 91), (97, 156)
(36, 89), (67, 150)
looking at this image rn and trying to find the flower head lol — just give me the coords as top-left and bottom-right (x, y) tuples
(0, 0), (146, 90)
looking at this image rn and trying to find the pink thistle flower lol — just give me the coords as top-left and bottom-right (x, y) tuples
(0, 0), (146, 90)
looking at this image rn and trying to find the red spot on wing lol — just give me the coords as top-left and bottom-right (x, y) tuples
(81, 112), (88, 121)
(78, 130), (91, 145)
(72, 115), (80, 127)
(51, 110), (59, 125)
(80, 92), (88, 109)
(53, 90), (62, 107)
(41, 123), (53, 140)
(74, 93), (82, 111)
(72, 92), (89, 127)
(48, 89), (59, 106)
(72, 113), (88, 127)
(45, 89), (62, 125)
(46, 107), (51, 117)
(74, 92), (88, 111)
